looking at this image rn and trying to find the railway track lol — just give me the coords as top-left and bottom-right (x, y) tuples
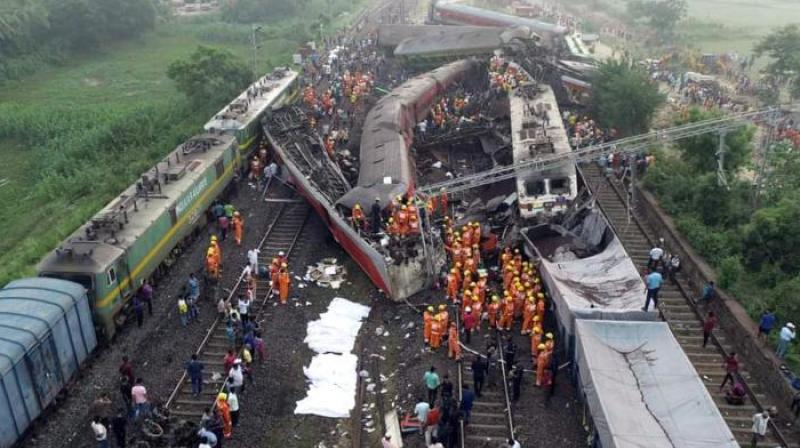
(165, 186), (309, 419)
(457, 314), (515, 447)
(582, 163), (792, 448)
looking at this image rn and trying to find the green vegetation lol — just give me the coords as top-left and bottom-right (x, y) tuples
(167, 46), (252, 107)
(754, 24), (800, 99)
(626, 0), (687, 40)
(643, 109), (800, 366)
(0, 0), (157, 83)
(591, 60), (665, 136)
(0, 0), (366, 287)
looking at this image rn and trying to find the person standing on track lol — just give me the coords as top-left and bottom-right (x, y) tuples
(185, 354), (205, 397)
(278, 264), (291, 304)
(448, 323), (461, 360)
(248, 248), (260, 278)
(238, 293), (251, 324)
(139, 280), (154, 316)
(702, 311), (717, 348)
(643, 269), (663, 312)
(91, 416), (108, 448)
(216, 393), (233, 439)
(131, 378), (148, 419)
(232, 211), (244, 246)
(110, 408), (127, 448)
(471, 355), (486, 397)
(228, 388), (240, 427)
(424, 366), (441, 405)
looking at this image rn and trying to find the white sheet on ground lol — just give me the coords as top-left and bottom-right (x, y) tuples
(575, 320), (738, 448)
(295, 297), (370, 418)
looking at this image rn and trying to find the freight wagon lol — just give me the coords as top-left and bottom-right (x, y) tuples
(38, 134), (238, 339)
(0, 278), (96, 448)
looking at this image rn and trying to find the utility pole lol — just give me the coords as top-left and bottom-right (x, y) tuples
(716, 130), (729, 189)
(251, 25), (263, 83)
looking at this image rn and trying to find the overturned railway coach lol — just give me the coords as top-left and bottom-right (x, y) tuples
(37, 135), (238, 339)
(269, 59), (482, 299)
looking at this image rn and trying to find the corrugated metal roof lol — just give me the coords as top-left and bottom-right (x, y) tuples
(0, 278), (88, 375)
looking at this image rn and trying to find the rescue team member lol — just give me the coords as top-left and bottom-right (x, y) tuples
(351, 203), (365, 230)
(423, 306), (434, 345)
(448, 322), (461, 360)
(231, 211), (244, 246)
(216, 393), (233, 438)
(278, 263), (290, 304)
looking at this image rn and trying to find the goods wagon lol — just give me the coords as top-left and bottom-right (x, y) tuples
(0, 278), (96, 448)
(38, 134), (238, 339)
(204, 68), (299, 154)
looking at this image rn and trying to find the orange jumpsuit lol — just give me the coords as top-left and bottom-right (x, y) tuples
(461, 272), (472, 295)
(503, 268), (515, 291)
(217, 398), (233, 438)
(536, 349), (552, 387)
(423, 311), (433, 343)
(487, 301), (500, 328)
(440, 191), (448, 215)
(531, 328), (543, 358)
(446, 273), (459, 301)
(232, 216), (244, 246)
(522, 301), (536, 335)
(351, 206), (365, 229)
(270, 263), (280, 293)
(471, 300), (483, 333)
(439, 310), (449, 331)
(278, 270), (290, 304)
(206, 254), (219, 280)
(448, 324), (461, 360)
(430, 319), (443, 350)
(500, 300), (515, 330)
(536, 299), (546, 322)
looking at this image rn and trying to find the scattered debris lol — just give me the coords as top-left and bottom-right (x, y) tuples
(305, 258), (348, 289)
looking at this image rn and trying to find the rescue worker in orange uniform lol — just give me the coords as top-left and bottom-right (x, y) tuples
(503, 265), (515, 291)
(544, 332), (555, 354)
(439, 187), (448, 216)
(216, 392), (233, 438)
(423, 306), (434, 345)
(448, 322), (461, 360)
(270, 257), (280, 293)
(429, 315), (443, 350)
(522, 297), (536, 335)
(231, 211), (244, 246)
(531, 321), (543, 358)
(470, 296), (483, 333)
(397, 205), (409, 236)
(536, 343), (552, 387)
(210, 236), (222, 264)
(500, 247), (512, 271)
(387, 217), (400, 236)
(500, 296), (515, 331)
(446, 269), (459, 302)
(487, 295), (501, 329)
(438, 304), (449, 330)
(206, 248), (220, 280)
(351, 203), (365, 230)
(536, 295), (546, 323)
(461, 270), (473, 295)
(278, 264), (290, 304)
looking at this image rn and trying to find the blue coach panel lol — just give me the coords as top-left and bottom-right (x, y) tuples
(0, 278), (97, 448)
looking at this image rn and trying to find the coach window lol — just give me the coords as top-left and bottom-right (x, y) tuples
(550, 178), (570, 195)
(525, 180), (546, 196)
(107, 268), (117, 286)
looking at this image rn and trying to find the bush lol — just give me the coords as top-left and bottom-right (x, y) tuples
(718, 256), (744, 289)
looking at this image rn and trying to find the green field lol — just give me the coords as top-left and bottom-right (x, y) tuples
(0, 4), (364, 286)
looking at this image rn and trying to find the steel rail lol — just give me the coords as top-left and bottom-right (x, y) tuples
(495, 333), (516, 442)
(165, 198), (308, 410)
(418, 103), (798, 195)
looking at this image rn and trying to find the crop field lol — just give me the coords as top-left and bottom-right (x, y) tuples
(0, 3), (363, 286)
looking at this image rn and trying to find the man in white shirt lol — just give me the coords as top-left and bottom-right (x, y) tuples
(247, 248), (260, 276)
(648, 244), (665, 271)
(228, 389), (241, 427)
(91, 416), (108, 448)
(778, 323), (796, 358)
(751, 411), (769, 447)
(238, 294), (251, 324)
(229, 361), (244, 391)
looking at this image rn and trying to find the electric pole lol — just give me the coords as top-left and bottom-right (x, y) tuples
(251, 25), (262, 83)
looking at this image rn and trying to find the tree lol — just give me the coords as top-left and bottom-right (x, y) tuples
(167, 46), (251, 108)
(760, 141), (800, 205)
(627, 0), (687, 40)
(674, 107), (754, 174)
(743, 191), (800, 275)
(590, 59), (665, 137)
(754, 24), (800, 100)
